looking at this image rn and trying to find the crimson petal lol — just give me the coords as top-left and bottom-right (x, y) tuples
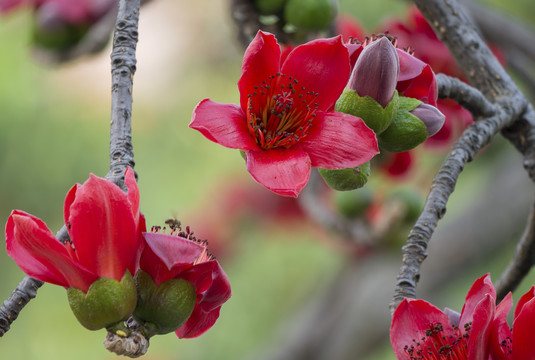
(190, 99), (259, 151)
(512, 297), (535, 360)
(198, 261), (231, 312)
(300, 111), (378, 169)
(459, 273), (496, 328)
(282, 36), (350, 111)
(245, 147), (311, 197)
(238, 31), (281, 111)
(6, 210), (97, 292)
(466, 294), (494, 360)
(390, 298), (456, 360)
(141, 232), (203, 285)
(65, 174), (138, 281)
(175, 305), (221, 339)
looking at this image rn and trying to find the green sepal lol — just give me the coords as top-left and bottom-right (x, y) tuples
(397, 96), (423, 113)
(133, 270), (197, 336)
(335, 187), (373, 219)
(318, 161), (370, 191)
(284, 0), (337, 31)
(67, 271), (137, 331)
(254, 0), (287, 15)
(377, 109), (428, 153)
(335, 89), (399, 135)
(239, 149), (247, 161)
(387, 188), (424, 224)
(32, 21), (90, 51)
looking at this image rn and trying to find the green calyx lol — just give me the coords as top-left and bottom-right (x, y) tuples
(335, 187), (373, 219)
(67, 271), (137, 331)
(32, 21), (90, 51)
(133, 270), (197, 337)
(254, 0), (287, 15)
(335, 89), (399, 135)
(284, 0), (336, 31)
(318, 161), (370, 191)
(377, 96), (427, 153)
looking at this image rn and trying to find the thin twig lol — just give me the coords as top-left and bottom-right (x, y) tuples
(436, 74), (496, 118)
(495, 196), (535, 301)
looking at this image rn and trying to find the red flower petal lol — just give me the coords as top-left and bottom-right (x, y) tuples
(489, 293), (512, 360)
(141, 232), (203, 286)
(238, 31), (281, 111)
(245, 147), (311, 197)
(281, 36), (350, 111)
(467, 294), (495, 360)
(460, 273), (496, 328)
(390, 298), (456, 360)
(197, 261), (231, 313)
(6, 210), (97, 292)
(190, 99), (259, 151)
(514, 286), (535, 320)
(512, 297), (535, 360)
(175, 304), (221, 339)
(397, 64), (438, 106)
(65, 174), (138, 281)
(124, 167), (140, 223)
(180, 261), (215, 295)
(300, 111), (378, 169)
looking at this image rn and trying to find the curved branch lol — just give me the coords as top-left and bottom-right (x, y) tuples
(495, 195), (535, 301)
(390, 101), (527, 310)
(437, 73), (496, 118)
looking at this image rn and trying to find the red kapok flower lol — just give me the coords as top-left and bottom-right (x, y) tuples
(137, 227), (231, 338)
(190, 30), (378, 197)
(390, 274), (497, 359)
(5, 167), (143, 293)
(488, 287), (535, 359)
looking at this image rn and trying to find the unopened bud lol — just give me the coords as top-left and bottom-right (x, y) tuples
(410, 104), (445, 137)
(349, 37), (399, 108)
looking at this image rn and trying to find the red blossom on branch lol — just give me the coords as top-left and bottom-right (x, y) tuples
(138, 230), (231, 338)
(190, 30), (378, 197)
(5, 168), (144, 293)
(390, 274), (497, 359)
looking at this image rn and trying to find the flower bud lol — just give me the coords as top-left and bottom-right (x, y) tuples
(133, 270), (197, 337)
(67, 272), (137, 331)
(410, 103), (445, 137)
(349, 37), (399, 108)
(318, 161), (370, 191)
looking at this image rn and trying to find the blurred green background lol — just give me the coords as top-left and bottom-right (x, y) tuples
(0, 0), (534, 359)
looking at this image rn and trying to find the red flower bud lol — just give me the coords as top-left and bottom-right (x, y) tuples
(349, 37), (399, 107)
(410, 103), (445, 137)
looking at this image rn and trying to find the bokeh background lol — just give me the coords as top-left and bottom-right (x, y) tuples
(1, 0), (535, 359)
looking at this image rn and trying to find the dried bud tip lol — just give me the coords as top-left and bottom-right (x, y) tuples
(349, 37), (400, 108)
(410, 104), (445, 137)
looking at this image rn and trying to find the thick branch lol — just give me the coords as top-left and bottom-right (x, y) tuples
(107, 0), (140, 189)
(495, 196), (535, 301)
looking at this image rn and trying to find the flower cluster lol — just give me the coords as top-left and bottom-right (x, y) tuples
(191, 30), (379, 197)
(5, 168), (230, 339)
(390, 274), (535, 359)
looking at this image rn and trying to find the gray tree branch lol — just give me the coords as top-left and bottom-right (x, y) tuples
(391, 0), (535, 311)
